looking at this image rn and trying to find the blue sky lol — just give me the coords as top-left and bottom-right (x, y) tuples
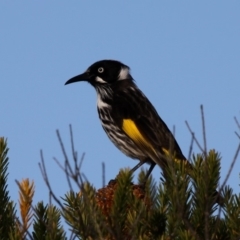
(1, 2), (240, 211)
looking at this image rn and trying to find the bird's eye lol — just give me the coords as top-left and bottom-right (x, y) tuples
(98, 67), (104, 73)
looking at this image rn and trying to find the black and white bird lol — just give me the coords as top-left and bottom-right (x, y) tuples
(65, 60), (190, 179)
(65, 59), (222, 205)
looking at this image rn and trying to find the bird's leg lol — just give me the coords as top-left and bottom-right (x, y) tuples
(107, 160), (156, 194)
(142, 162), (156, 186)
(108, 159), (147, 187)
(130, 159), (156, 187)
(136, 162), (156, 196)
(130, 160), (147, 173)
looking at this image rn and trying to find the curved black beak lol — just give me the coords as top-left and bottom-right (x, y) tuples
(65, 72), (90, 85)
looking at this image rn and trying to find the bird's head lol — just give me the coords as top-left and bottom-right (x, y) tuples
(65, 60), (133, 87)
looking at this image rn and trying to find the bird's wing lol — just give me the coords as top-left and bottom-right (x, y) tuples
(112, 82), (187, 167)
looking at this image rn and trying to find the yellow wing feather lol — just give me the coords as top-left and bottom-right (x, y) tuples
(122, 119), (156, 155)
(122, 119), (189, 167)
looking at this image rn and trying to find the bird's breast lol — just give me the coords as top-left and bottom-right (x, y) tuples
(96, 93), (111, 109)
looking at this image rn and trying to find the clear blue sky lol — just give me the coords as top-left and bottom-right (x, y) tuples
(1, 2), (240, 209)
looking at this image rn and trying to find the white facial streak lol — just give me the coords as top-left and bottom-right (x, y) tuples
(95, 76), (106, 83)
(118, 67), (129, 80)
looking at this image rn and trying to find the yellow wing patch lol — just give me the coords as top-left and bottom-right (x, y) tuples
(122, 119), (156, 155)
(122, 119), (189, 167)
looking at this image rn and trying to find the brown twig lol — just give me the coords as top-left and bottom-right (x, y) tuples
(200, 105), (207, 157)
(39, 150), (64, 210)
(185, 121), (204, 153)
(102, 162), (105, 187)
(234, 116), (240, 130)
(53, 157), (73, 191)
(234, 116), (240, 139)
(56, 129), (69, 164)
(219, 143), (240, 192)
(217, 143), (240, 221)
(55, 127), (85, 189)
(235, 132), (240, 140)
(69, 124), (77, 163)
(187, 133), (194, 161)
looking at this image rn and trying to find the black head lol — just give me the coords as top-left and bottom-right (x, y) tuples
(65, 60), (133, 86)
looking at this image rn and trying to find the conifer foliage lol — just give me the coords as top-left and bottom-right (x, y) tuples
(0, 119), (240, 240)
(0, 138), (16, 238)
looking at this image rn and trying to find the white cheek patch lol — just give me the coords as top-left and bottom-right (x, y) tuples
(96, 76), (107, 83)
(118, 67), (129, 80)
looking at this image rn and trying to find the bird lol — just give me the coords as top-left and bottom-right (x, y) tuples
(65, 60), (222, 205)
(65, 60), (190, 178)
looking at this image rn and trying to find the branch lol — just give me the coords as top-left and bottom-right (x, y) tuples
(185, 121), (204, 153)
(39, 151), (64, 210)
(200, 105), (207, 157)
(234, 116), (240, 139)
(187, 133), (194, 161)
(102, 162), (105, 187)
(219, 143), (240, 192)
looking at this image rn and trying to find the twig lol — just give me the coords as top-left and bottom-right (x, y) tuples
(40, 127), (105, 238)
(200, 105), (207, 157)
(78, 153), (85, 177)
(53, 157), (66, 172)
(187, 133), (194, 161)
(69, 124), (77, 163)
(40, 151), (80, 237)
(39, 150), (65, 210)
(49, 191), (52, 206)
(53, 157), (73, 191)
(234, 116), (240, 139)
(217, 143), (240, 221)
(55, 128), (85, 190)
(56, 130), (69, 163)
(81, 173), (89, 183)
(65, 159), (74, 190)
(235, 132), (240, 140)
(77, 153), (85, 188)
(234, 116), (240, 130)
(219, 143), (240, 192)
(102, 162), (105, 187)
(69, 125), (81, 182)
(185, 121), (204, 153)
(56, 129), (77, 186)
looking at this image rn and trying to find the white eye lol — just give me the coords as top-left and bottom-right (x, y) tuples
(98, 67), (104, 73)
